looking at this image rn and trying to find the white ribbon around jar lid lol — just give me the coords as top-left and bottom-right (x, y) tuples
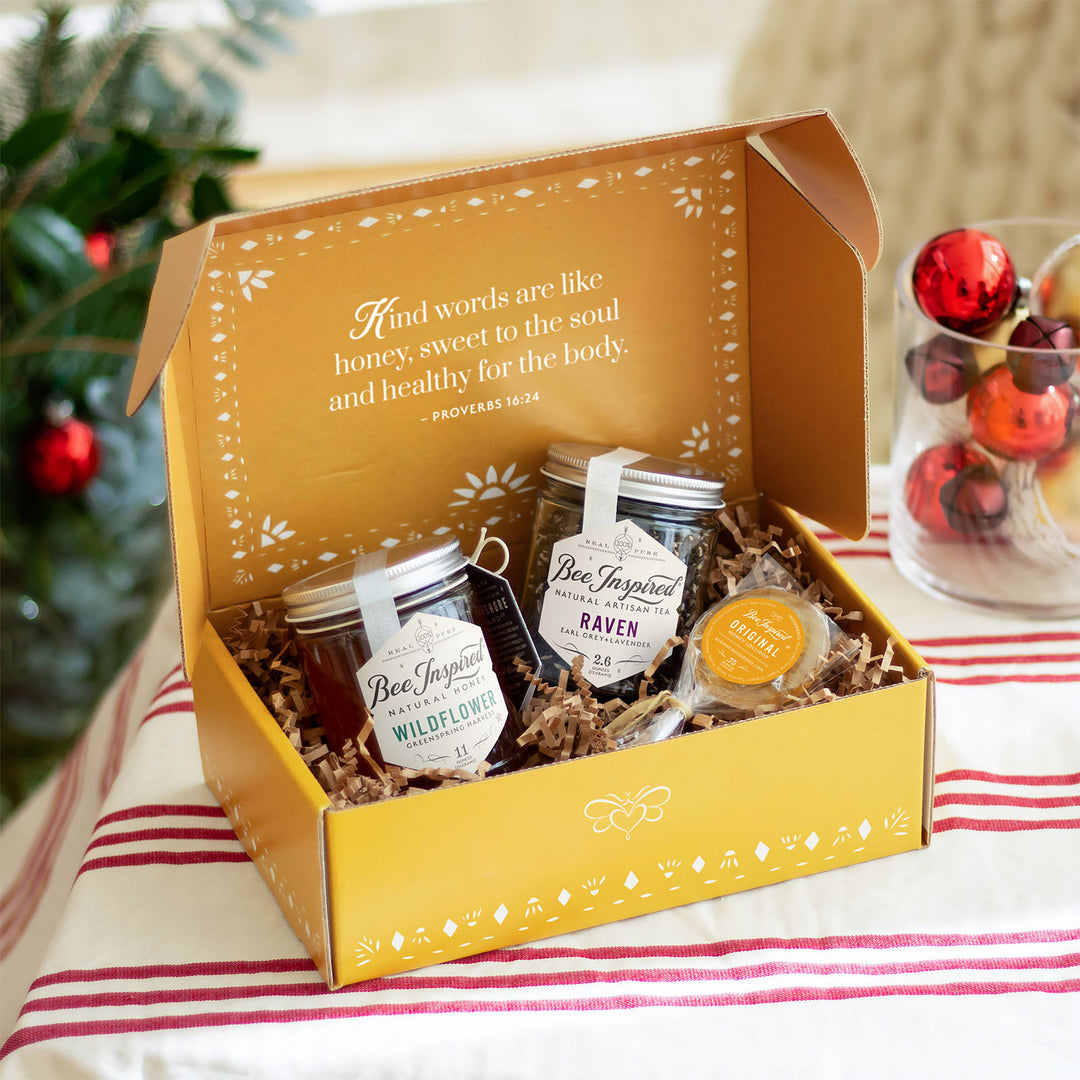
(351, 549), (402, 655)
(582, 447), (649, 533)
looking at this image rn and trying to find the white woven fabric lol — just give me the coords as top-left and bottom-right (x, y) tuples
(2, 469), (1078, 1079)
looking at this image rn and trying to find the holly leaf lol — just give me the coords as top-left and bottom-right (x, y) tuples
(202, 144), (260, 163)
(0, 109), (71, 172)
(4, 206), (90, 289)
(99, 132), (173, 225)
(45, 146), (127, 232)
(104, 163), (172, 226)
(191, 174), (232, 222)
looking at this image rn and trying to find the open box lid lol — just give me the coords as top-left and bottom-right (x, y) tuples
(129, 110), (880, 674)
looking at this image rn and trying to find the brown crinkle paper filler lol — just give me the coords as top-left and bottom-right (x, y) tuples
(224, 511), (907, 808)
(223, 602), (487, 810)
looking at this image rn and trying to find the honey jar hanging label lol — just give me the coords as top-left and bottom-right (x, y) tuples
(357, 613), (508, 772)
(537, 519), (687, 687)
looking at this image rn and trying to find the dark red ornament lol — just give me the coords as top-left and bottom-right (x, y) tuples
(912, 228), (1017, 334)
(903, 442), (989, 536)
(939, 463), (1008, 534)
(22, 416), (100, 496)
(1005, 315), (1078, 393)
(967, 366), (1077, 461)
(905, 333), (977, 403)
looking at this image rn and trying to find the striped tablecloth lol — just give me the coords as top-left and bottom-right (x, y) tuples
(2, 469), (1078, 1079)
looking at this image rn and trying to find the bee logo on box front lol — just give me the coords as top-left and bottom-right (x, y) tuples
(584, 785), (671, 840)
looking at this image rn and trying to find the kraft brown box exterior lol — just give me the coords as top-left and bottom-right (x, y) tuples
(129, 110), (935, 988)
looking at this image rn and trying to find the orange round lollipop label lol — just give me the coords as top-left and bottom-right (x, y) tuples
(700, 595), (805, 685)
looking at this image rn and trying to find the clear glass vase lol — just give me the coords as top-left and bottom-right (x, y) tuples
(890, 219), (1080, 619)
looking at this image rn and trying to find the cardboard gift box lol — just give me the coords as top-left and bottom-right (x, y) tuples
(128, 110), (935, 989)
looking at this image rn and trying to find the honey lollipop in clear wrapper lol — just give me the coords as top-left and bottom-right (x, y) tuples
(680, 555), (861, 719)
(613, 555), (861, 745)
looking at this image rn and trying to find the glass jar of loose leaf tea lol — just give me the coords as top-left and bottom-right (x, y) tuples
(520, 444), (724, 699)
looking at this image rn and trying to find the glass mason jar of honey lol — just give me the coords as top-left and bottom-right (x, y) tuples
(520, 443), (725, 698)
(283, 537), (522, 776)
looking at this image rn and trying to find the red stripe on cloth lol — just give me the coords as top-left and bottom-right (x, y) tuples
(910, 632), (1080, 648)
(933, 816), (1080, 833)
(818, 548), (890, 559)
(76, 850), (251, 878)
(93, 804), (227, 832)
(153, 678), (193, 700)
(0, 757), (79, 917)
(27, 930), (1080, 989)
(934, 792), (1080, 810)
(921, 652), (1080, 667)
(139, 700), (196, 727)
(451, 928), (1080, 966)
(0, 739), (89, 961)
(148, 664), (190, 702)
(153, 661), (187, 691)
(101, 650), (145, 800)
(936, 768), (1080, 786)
(5, 980), (1079, 1056)
(30, 959), (316, 991)
(85, 827), (240, 853)
(935, 673), (1080, 686)
(18, 952), (1080, 1015)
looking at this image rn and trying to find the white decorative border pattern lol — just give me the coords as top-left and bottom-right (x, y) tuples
(202, 144), (747, 595)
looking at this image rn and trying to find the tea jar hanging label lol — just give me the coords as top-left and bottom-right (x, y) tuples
(538, 519), (688, 687)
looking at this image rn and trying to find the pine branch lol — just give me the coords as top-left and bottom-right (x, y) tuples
(38, 7), (65, 111)
(5, 249), (159, 345)
(1, 7), (74, 127)
(4, 4), (150, 218)
(4, 335), (138, 358)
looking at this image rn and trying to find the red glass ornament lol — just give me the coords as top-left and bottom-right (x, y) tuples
(939, 463), (1007, 534)
(967, 366), (1077, 462)
(912, 228), (1017, 334)
(904, 333), (976, 403)
(1005, 315), (1077, 392)
(903, 442), (989, 536)
(22, 416), (100, 496)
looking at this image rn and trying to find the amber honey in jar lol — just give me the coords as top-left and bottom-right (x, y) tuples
(520, 443), (725, 698)
(282, 537), (522, 775)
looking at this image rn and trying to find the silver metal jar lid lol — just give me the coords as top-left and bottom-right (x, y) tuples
(281, 536), (467, 624)
(541, 443), (725, 510)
